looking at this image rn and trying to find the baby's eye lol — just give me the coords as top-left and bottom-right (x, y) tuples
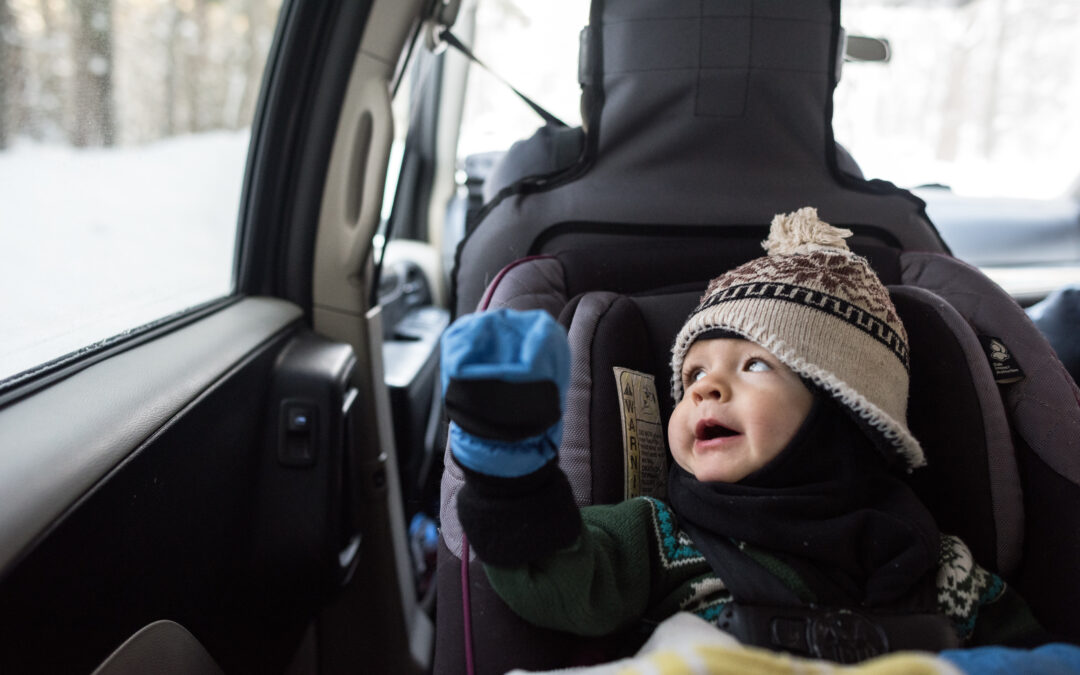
(746, 358), (772, 372)
(685, 369), (706, 385)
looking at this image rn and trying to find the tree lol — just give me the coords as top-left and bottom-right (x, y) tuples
(0, 0), (14, 148)
(70, 0), (114, 146)
(234, 0), (272, 129)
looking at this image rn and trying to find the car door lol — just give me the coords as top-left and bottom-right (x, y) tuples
(0, 1), (433, 673)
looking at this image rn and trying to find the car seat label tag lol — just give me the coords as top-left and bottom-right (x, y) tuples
(978, 335), (1025, 384)
(613, 367), (667, 500)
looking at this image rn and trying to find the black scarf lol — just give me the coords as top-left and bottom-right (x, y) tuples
(668, 394), (940, 610)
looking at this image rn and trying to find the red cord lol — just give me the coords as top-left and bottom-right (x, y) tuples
(461, 534), (475, 675)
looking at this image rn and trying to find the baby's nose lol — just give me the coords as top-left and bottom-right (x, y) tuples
(693, 379), (725, 401)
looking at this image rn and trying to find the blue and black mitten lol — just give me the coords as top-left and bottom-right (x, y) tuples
(442, 308), (581, 566)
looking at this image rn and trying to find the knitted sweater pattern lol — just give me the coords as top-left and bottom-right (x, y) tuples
(484, 497), (1029, 644)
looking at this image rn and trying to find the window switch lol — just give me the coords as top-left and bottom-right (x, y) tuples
(280, 401), (317, 467)
(287, 406), (312, 432)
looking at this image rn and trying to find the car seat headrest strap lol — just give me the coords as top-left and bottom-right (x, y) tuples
(440, 30), (568, 129)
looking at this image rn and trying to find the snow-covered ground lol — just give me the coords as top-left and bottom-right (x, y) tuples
(0, 131), (248, 382)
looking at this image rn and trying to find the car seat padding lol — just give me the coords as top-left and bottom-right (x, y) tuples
(899, 252), (1080, 485)
(891, 285), (1016, 577)
(899, 251), (1080, 642)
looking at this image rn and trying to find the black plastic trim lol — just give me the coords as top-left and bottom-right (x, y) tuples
(0, 299), (304, 581)
(0, 323), (307, 674)
(529, 221), (904, 255)
(0, 296), (238, 408)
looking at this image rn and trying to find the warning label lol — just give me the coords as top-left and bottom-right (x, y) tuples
(613, 367), (667, 500)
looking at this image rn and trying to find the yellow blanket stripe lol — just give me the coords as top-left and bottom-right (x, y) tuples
(509, 613), (962, 675)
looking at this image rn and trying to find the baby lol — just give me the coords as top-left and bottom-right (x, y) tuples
(441, 208), (1043, 660)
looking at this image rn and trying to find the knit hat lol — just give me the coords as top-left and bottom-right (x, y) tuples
(670, 207), (924, 470)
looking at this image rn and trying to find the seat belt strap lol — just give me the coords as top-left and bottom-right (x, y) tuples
(440, 30), (568, 128)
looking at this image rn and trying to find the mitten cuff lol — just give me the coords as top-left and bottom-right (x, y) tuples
(450, 421), (560, 477)
(445, 377), (561, 441)
(457, 460), (582, 566)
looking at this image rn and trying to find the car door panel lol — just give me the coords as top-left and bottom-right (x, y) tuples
(91, 620), (225, 675)
(0, 298), (302, 575)
(0, 298), (363, 673)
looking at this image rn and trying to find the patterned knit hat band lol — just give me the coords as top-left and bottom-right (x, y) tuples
(692, 281), (908, 357)
(670, 207), (925, 470)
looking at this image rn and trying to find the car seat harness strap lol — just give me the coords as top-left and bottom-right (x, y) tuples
(718, 602), (960, 663)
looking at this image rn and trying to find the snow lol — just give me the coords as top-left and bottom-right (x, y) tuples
(0, 131), (248, 382)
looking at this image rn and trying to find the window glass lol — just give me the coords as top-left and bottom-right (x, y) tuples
(454, 0), (1079, 201)
(835, 0), (1080, 199)
(0, 0), (283, 384)
(456, 0), (587, 159)
(376, 32), (418, 250)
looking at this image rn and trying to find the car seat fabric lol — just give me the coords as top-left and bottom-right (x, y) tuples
(452, 0), (949, 318)
(890, 285), (1022, 579)
(484, 125), (866, 202)
(1026, 285), (1080, 385)
(899, 253), (1080, 496)
(482, 125), (586, 203)
(898, 252), (1080, 642)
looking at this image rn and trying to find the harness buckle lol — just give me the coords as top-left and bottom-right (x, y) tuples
(720, 603), (958, 663)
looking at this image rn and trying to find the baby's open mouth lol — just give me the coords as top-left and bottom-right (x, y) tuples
(695, 420), (739, 440)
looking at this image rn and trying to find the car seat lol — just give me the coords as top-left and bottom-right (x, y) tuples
(436, 0), (1080, 672)
(437, 250), (1080, 674)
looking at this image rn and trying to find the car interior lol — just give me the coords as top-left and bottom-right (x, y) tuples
(0, 0), (1078, 673)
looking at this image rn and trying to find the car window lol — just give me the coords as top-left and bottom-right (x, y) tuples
(0, 0), (284, 385)
(835, 0), (1080, 200)
(456, 0), (587, 159)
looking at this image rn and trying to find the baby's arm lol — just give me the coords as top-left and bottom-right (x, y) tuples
(484, 499), (661, 636)
(936, 534), (1046, 646)
(442, 310), (687, 635)
(441, 308), (581, 566)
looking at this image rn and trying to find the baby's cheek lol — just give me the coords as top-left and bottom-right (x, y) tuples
(666, 408), (691, 453)
(666, 418), (678, 451)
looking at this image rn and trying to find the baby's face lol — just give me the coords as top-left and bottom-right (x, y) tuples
(669, 338), (813, 483)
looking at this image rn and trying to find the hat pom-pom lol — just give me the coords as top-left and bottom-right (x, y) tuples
(762, 207), (853, 256)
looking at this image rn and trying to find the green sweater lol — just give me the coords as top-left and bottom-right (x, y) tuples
(484, 497), (1040, 645)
